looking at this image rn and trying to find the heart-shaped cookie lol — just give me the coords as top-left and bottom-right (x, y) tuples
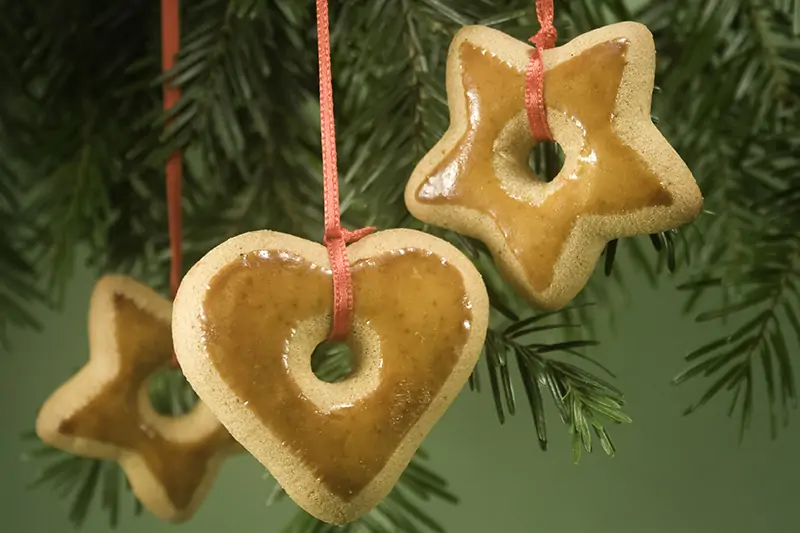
(173, 228), (488, 524)
(36, 275), (240, 523)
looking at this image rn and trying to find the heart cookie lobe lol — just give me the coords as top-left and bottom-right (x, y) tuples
(405, 23), (703, 309)
(173, 229), (488, 524)
(35, 276), (238, 523)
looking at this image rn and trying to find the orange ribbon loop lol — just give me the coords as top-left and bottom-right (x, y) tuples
(316, 0), (376, 341)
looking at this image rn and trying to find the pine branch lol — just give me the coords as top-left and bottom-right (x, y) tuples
(676, 245), (799, 438)
(0, 1), (167, 295)
(0, 242), (41, 349)
(675, 133), (800, 437)
(472, 305), (631, 461)
(0, 165), (45, 348)
(675, 157), (800, 437)
(558, 0), (633, 37)
(627, 0), (800, 435)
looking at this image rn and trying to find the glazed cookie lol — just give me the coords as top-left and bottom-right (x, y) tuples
(36, 276), (239, 523)
(173, 228), (489, 524)
(405, 22), (703, 310)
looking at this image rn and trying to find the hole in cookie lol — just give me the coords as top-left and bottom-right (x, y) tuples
(147, 368), (198, 416)
(311, 341), (356, 383)
(528, 141), (565, 182)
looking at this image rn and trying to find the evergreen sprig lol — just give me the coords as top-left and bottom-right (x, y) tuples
(0, 155), (45, 348)
(651, 0), (800, 435)
(24, 442), (144, 529)
(473, 306), (630, 462)
(674, 212), (800, 437)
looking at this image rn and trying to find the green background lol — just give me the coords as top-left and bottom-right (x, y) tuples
(3, 256), (799, 533)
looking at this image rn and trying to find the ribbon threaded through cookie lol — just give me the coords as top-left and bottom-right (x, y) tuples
(316, 0), (375, 341)
(525, 0), (558, 141)
(161, 0), (183, 367)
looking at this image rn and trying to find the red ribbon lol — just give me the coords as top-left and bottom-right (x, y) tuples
(316, 0), (375, 341)
(525, 0), (558, 141)
(161, 0), (182, 367)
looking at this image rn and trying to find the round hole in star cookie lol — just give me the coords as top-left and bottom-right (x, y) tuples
(147, 368), (199, 416)
(311, 341), (357, 384)
(528, 141), (565, 182)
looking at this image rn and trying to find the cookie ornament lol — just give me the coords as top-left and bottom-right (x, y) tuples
(36, 276), (239, 522)
(172, 0), (489, 525)
(174, 228), (488, 524)
(405, 2), (703, 310)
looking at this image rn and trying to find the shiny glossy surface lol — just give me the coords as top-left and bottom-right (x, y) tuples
(416, 39), (672, 292)
(59, 294), (231, 510)
(200, 248), (472, 500)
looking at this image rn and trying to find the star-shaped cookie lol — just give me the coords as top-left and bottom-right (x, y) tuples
(405, 22), (703, 309)
(35, 275), (239, 523)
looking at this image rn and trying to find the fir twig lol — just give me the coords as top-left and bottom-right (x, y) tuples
(675, 243), (800, 438)
(474, 306), (630, 461)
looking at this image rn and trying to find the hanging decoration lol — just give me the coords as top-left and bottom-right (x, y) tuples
(404, 1), (703, 310)
(172, 0), (489, 525)
(34, 0), (238, 523)
(35, 277), (238, 522)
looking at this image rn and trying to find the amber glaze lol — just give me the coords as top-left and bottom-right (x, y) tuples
(415, 39), (672, 292)
(59, 295), (231, 509)
(200, 248), (472, 500)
